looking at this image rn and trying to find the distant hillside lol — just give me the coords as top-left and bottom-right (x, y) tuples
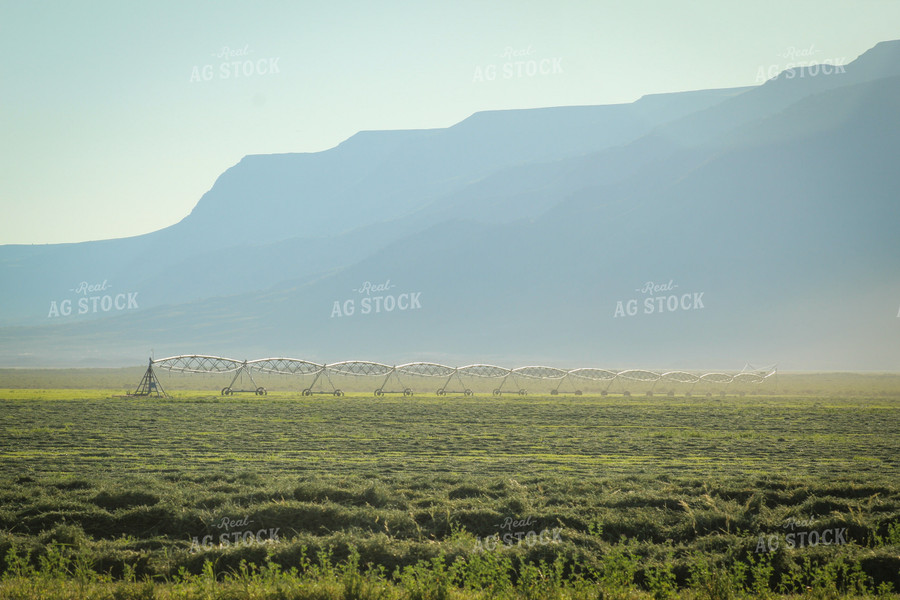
(0, 87), (742, 328)
(1, 41), (899, 369)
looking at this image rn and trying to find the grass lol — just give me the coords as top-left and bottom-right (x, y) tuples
(0, 375), (899, 598)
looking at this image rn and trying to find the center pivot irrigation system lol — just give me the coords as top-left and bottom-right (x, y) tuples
(133, 355), (776, 398)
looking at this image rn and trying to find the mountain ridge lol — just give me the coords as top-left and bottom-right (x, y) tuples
(1, 40), (898, 368)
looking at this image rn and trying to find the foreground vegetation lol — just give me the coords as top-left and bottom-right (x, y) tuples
(0, 380), (898, 598)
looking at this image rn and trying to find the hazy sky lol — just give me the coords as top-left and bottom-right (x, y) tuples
(2, 0), (898, 245)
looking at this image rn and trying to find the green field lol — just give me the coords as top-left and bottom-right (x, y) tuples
(1, 373), (899, 598)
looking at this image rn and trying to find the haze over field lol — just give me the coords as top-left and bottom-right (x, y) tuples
(1, 38), (899, 369)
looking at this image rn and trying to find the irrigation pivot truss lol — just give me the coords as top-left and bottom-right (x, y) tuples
(135, 355), (776, 398)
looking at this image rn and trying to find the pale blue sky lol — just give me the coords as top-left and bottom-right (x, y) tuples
(2, 0), (898, 244)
